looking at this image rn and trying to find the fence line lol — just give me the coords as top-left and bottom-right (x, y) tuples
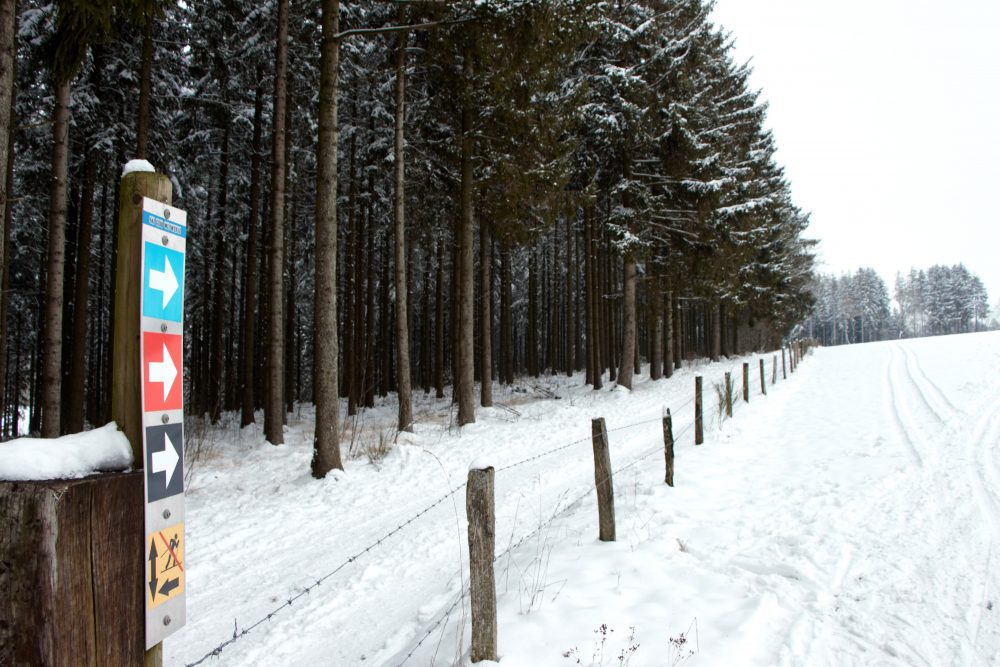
(187, 346), (808, 665)
(185, 482), (467, 666)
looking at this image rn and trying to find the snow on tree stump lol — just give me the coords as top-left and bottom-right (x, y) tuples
(0, 472), (145, 666)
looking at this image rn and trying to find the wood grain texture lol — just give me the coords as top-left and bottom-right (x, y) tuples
(466, 467), (496, 663)
(1, 473), (143, 667)
(663, 411), (674, 487)
(591, 417), (615, 542)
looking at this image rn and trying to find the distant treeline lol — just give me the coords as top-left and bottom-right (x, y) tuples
(800, 265), (994, 346)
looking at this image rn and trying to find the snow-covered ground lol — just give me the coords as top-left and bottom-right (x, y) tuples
(168, 332), (1000, 667)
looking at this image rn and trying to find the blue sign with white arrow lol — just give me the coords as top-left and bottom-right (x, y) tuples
(143, 242), (185, 322)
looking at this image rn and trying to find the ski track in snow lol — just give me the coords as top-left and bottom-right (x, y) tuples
(166, 333), (1000, 667)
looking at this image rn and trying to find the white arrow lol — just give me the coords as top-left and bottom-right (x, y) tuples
(152, 431), (180, 489)
(149, 256), (179, 311)
(148, 343), (177, 402)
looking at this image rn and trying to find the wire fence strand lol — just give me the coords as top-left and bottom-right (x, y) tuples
(188, 350), (804, 666)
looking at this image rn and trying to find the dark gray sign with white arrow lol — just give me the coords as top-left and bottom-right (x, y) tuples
(144, 423), (184, 503)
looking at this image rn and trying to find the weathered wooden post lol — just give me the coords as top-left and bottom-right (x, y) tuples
(663, 409), (674, 486)
(695, 376), (704, 445)
(467, 465), (497, 663)
(0, 474), (145, 666)
(781, 347), (787, 379)
(742, 362), (749, 403)
(467, 465), (497, 662)
(724, 371), (733, 418)
(0, 170), (171, 667)
(591, 418), (616, 541)
(772, 354), (777, 385)
(759, 358), (767, 396)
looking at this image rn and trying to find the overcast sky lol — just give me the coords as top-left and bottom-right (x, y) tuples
(710, 0), (1000, 303)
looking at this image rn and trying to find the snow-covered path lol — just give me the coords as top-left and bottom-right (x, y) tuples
(167, 333), (1000, 667)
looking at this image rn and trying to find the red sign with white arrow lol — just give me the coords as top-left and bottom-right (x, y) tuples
(142, 331), (183, 412)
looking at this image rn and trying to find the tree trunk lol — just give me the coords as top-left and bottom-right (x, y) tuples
(41, 78), (71, 438)
(393, 25), (413, 431)
(264, 0), (289, 445)
(650, 280), (662, 381)
(240, 75), (264, 427)
(479, 219), (493, 406)
(664, 289), (674, 379)
(135, 18), (153, 159)
(0, 0), (14, 417)
(209, 70), (230, 424)
(456, 50), (476, 426)
(420, 253), (430, 393)
(617, 253), (636, 389)
(527, 250), (538, 378)
(311, 0), (342, 477)
(65, 153), (97, 434)
(711, 301), (721, 362)
(499, 240), (513, 385)
(434, 238), (445, 399)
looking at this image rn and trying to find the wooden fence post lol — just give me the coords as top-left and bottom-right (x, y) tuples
(724, 371), (733, 418)
(115, 171), (172, 667)
(663, 409), (674, 487)
(759, 359), (767, 395)
(742, 362), (749, 402)
(781, 348), (787, 379)
(772, 354), (777, 385)
(467, 466), (497, 663)
(695, 376), (704, 445)
(591, 417), (616, 541)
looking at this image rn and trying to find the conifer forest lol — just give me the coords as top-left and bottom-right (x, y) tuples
(1, 0), (820, 470)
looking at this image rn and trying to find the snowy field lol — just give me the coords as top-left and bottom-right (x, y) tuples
(167, 332), (1000, 667)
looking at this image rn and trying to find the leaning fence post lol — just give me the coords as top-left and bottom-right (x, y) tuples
(591, 418), (616, 541)
(663, 409), (674, 487)
(467, 465), (497, 663)
(724, 371), (733, 418)
(781, 348), (787, 379)
(695, 376), (704, 445)
(759, 358), (767, 396)
(742, 362), (749, 402)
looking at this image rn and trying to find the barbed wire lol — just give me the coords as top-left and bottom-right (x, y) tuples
(185, 482), (467, 667)
(394, 586), (469, 667)
(188, 355), (788, 666)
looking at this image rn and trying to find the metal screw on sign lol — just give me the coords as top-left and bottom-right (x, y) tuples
(162, 235), (169, 246)
(161, 414), (169, 424)
(163, 209), (171, 220)
(163, 616), (172, 626)
(161, 323), (167, 333)
(163, 509), (171, 520)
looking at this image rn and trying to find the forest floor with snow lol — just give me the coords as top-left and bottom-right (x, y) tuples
(167, 332), (1000, 667)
